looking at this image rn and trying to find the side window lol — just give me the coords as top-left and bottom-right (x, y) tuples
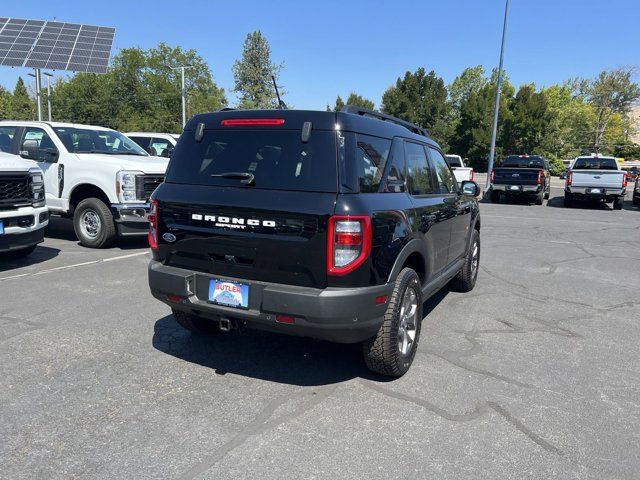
(150, 138), (172, 157)
(22, 127), (58, 162)
(404, 141), (434, 195)
(383, 140), (406, 193)
(428, 148), (455, 194)
(0, 126), (17, 152)
(356, 134), (391, 193)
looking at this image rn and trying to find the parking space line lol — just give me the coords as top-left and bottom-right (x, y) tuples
(482, 214), (631, 227)
(0, 251), (149, 282)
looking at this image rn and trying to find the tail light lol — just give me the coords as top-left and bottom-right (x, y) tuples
(566, 171), (573, 186)
(537, 170), (543, 185)
(490, 170), (495, 183)
(622, 173), (628, 188)
(148, 198), (159, 251)
(469, 168), (474, 181)
(327, 215), (372, 275)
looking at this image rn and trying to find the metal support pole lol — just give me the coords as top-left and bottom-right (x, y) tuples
(485, 0), (510, 190)
(34, 68), (43, 121)
(44, 72), (53, 122)
(181, 66), (186, 128)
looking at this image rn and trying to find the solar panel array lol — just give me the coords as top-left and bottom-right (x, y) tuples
(0, 18), (115, 73)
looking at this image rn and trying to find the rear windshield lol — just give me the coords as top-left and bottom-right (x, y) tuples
(572, 157), (618, 170)
(166, 130), (338, 192)
(501, 156), (545, 168)
(445, 155), (462, 167)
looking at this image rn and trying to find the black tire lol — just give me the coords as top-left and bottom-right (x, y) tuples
(73, 197), (117, 248)
(450, 229), (480, 293)
(534, 193), (544, 205)
(564, 192), (573, 208)
(3, 244), (36, 259)
(544, 188), (550, 200)
(633, 195), (640, 206)
(613, 197), (623, 210)
(172, 308), (221, 334)
(362, 268), (422, 377)
(490, 190), (501, 203)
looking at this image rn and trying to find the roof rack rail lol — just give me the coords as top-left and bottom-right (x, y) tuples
(340, 105), (428, 137)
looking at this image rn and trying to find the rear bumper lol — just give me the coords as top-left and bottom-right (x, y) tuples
(111, 203), (149, 236)
(566, 187), (625, 199)
(491, 184), (542, 194)
(148, 260), (393, 343)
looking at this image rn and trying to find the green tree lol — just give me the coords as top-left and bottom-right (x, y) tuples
(502, 84), (554, 155)
(0, 85), (13, 119)
(11, 77), (34, 120)
(328, 92), (374, 112)
(232, 31), (283, 109)
(52, 43), (226, 132)
(448, 65), (487, 112)
(586, 67), (640, 152)
(381, 68), (450, 148)
(451, 70), (514, 170)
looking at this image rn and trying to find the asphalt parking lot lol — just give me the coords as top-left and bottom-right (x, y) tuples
(1, 186), (639, 480)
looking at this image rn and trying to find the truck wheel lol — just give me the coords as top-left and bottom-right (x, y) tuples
(490, 190), (500, 203)
(544, 188), (550, 200)
(362, 268), (422, 377)
(613, 197), (623, 210)
(450, 229), (480, 292)
(564, 193), (573, 208)
(634, 196), (640, 206)
(534, 193), (544, 205)
(172, 308), (220, 334)
(73, 197), (117, 248)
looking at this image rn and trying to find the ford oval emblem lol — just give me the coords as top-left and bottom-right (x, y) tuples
(162, 233), (177, 243)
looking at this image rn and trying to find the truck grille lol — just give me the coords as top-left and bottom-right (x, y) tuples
(0, 173), (30, 209)
(136, 175), (165, 202)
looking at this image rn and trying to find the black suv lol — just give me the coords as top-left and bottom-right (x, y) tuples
(147, 106), (481, 376)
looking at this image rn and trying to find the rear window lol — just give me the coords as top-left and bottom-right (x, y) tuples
(501, 156), (545, 168)
(445, 155), (462, 168)
(572, 157), (618, 170)
(166, 130), (338, 192)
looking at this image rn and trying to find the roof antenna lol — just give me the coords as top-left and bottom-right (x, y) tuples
(272, 75), (287, 110)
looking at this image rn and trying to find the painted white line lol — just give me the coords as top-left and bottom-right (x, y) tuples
(0, 251), (149, 281)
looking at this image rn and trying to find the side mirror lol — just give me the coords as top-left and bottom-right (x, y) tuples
(165, 147), (174, 158)
(20, 139), (39, 160)
(461, 180), (480, 197)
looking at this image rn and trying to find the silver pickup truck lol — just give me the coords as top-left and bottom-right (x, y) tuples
(564, 155), (627, 210)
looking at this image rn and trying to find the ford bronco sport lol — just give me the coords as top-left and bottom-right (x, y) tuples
(147, 106), (481, 376)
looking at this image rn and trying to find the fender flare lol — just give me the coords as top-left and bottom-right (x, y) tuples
(387, 239), (429, 284)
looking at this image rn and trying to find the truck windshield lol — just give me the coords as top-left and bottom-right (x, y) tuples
(501, 156), (545, 168)
(53, 127), (149, 156)
(572, 158), (618, 170)
(166, 129), (338, 192)
(445, 155), (462, 167)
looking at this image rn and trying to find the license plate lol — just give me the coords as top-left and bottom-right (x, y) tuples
(509, 185), (521, 191)
(588, 188), (602, 194)
(0, 220), (3, 235)
(208, 279), (249, 309)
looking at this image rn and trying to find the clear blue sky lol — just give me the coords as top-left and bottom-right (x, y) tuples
(1, 0), (638, 109)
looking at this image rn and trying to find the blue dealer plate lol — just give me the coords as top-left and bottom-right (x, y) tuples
(0, 220), (4, 235)
(208, 279), (249, 309)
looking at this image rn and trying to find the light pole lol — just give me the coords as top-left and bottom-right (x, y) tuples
(167, 65), (194, 128)
(486, 0), (510, 190)
(27, 68), (43, 121)
(43, 72), (53, 121)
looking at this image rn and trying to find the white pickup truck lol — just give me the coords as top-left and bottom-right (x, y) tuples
(0, 151), (49, 257)
(564, 155), (627, 209)
(0, 121), (168, 248)
(445, 154), (474, 183)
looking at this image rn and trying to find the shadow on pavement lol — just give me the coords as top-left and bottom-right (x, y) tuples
(546, 195), (613, 210)
(153, 287), (449, 386)
(0, 245), (60, 273)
